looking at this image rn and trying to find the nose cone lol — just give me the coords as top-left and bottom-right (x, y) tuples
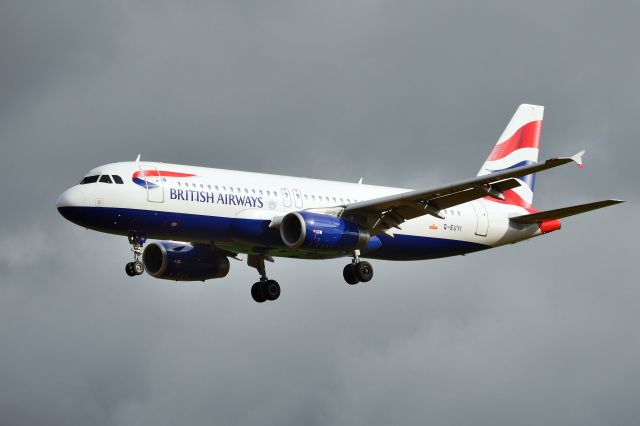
(57, 186), (87, 209)
(57, 186), (87, 223)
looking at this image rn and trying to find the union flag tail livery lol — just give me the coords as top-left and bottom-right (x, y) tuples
(56, 104), (623, 303)
(478, 104), (544, 209)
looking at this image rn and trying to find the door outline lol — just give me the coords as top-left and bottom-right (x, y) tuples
(139, 164), (164, 203)
(281, 188), (292, 208)
(471, 201), (489, 236)
(292, 188), (303, 209)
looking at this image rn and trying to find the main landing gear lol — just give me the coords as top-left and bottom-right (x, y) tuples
(343, 250), (374, 285)
(248, 254), (280, 303)
(125, 232), (146, 277)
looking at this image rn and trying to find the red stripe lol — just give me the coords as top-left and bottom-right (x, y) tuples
(133, 170), (196, 178)
(487, 120), (542, 161)
(483, 189), (532, 209)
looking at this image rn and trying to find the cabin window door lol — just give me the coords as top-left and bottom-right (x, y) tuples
(139, 164), (165, 203)
(471, 201), (489, 236)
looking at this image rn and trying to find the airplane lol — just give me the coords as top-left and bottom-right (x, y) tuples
(56, 104), (623, 303)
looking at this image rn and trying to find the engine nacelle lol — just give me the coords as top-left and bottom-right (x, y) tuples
(142, 241), (230, 281)
(280, 211), (370, 251)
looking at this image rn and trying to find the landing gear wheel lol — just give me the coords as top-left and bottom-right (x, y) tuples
(355, 261), (373, 282)
(125, 262), (136, 277)
(343, 264), (359, 285)
(251, 282), (267, 303)
(133, 261), (145, 275)
(264, 280), (281, 301)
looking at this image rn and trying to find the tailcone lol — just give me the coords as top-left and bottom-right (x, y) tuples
(539, 219), (561, 234)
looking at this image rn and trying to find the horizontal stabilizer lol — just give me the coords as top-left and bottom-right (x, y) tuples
(510, 199), (624, 224)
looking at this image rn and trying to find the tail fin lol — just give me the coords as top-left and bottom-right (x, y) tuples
(478, 104), (544, 208)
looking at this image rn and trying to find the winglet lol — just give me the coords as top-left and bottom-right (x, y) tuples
(571, 149), (586, 169)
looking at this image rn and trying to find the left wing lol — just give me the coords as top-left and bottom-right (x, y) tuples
(340, 151), (585, 237)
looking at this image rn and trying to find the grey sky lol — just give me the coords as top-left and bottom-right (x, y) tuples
(1, 1), (638, 425)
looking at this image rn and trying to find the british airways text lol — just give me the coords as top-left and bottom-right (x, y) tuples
(170, 188), (264, 208)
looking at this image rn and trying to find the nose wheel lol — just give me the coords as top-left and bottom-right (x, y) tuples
(248, 254), (280, 303)
(125, 232), (146, 277)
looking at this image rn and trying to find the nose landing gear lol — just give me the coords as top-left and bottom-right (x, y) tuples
(125, 232), (146, 277)
(248, 254), (280, 303)
(343, 250), (374, 285)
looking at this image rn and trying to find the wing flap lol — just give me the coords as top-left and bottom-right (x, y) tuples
(510, 199), (624, 224)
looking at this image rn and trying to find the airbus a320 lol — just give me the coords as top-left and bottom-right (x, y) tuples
(57, 105), (623, 302)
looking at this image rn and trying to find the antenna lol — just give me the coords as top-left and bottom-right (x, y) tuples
(358, 177), (363, 184)
(135, 154), (141, 163)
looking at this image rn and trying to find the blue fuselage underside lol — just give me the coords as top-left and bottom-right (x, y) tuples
(58, 206), (488, 260)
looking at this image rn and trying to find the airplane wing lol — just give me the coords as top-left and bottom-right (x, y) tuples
(340, 150), (586, 237)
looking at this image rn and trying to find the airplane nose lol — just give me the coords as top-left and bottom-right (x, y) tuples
(57, 187), (83, 208)
(57, 187), (87, 222)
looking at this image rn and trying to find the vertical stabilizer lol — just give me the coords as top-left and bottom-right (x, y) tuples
(478, 104), (544, 208)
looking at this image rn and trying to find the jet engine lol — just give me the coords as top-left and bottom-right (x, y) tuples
(280, 211), (370, 251)
(142, 241), (230, 281)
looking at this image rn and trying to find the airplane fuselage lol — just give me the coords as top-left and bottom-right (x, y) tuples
(57, 161), (545, 261)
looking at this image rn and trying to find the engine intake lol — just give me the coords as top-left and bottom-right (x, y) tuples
(143, 241), (230, 281)
(280, 211), (369, 251)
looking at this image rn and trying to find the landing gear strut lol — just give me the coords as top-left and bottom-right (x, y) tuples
(125, 232), (146, 277)
(343, 250), (373, 285)
(248, 254), (280, 303)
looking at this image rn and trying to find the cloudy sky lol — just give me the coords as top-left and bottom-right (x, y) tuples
(1, 1), (638, 425)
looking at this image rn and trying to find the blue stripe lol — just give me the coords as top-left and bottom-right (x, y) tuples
(487, 160), (536, 191)
(57, 206), (489, 260)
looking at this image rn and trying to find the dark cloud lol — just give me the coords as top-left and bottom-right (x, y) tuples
(0, 1), (638, 425)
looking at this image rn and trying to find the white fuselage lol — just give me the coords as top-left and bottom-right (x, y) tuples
(57, 161), (544, 260)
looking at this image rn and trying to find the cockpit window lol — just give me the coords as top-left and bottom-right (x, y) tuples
(112, 175), (124, 184)
(80, 175), (99, 184)
(99, 175), (113, 184)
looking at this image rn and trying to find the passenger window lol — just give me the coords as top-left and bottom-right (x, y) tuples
(80, 175), (99, 184)
(112, 175), (124, 184)
(99, 175), (113, 184)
